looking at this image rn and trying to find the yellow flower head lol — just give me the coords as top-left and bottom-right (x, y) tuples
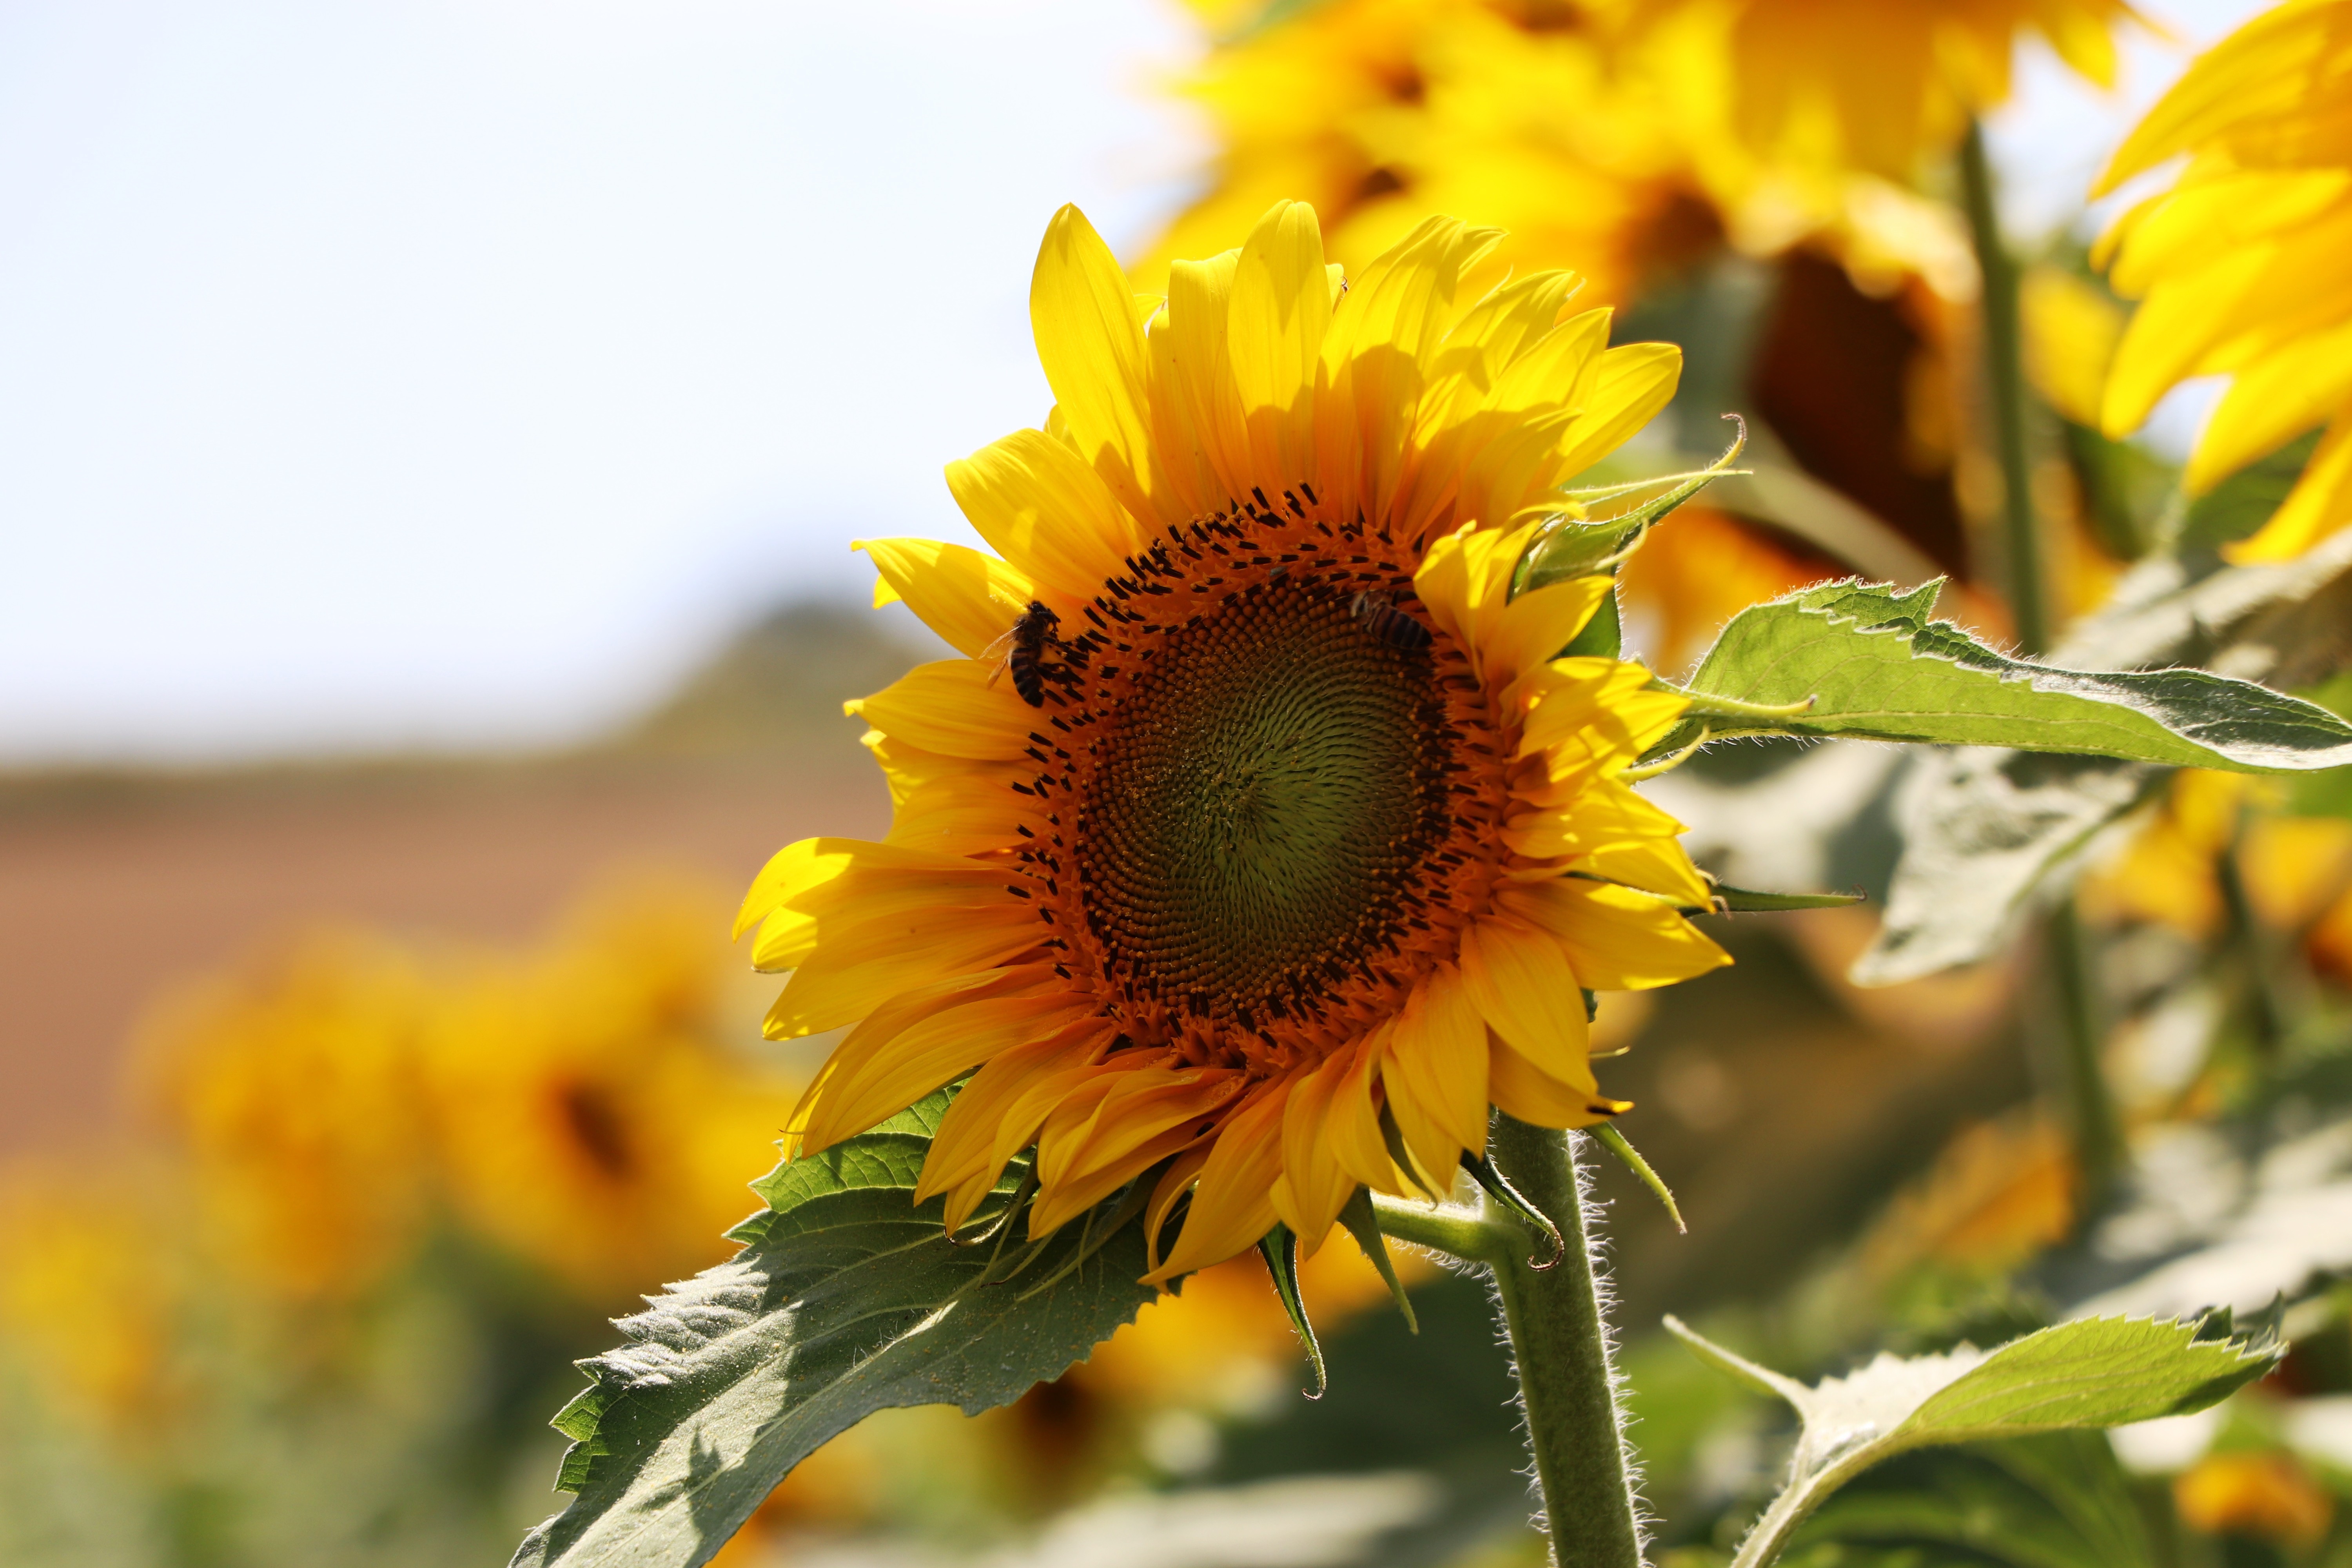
(138, 933), (435, 1301)
(1152, 0), (1706, 304)
(739, 202), (1728, 1281)
(2096, 0), (2352, 561)
(1648, 0), (2138, 182)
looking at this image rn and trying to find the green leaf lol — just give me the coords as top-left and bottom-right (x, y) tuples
(1665, 1314), (2276, 1568)
(1672, 578), (2352, 773)
(1850, 530), (2352, 984)
(1849, 753), (2160, 986)
(512, 1091), (1158, 1568)
(1791, 1434), (2158, 1568)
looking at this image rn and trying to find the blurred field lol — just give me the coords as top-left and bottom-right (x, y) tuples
(0, 603), (931, 1161)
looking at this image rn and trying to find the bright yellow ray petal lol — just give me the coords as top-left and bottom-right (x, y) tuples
(1458, 914), (1594, 1083)
(1146, 1082), (1290, 1282)
(764, 904), (1044, 1039)
(945, 427), (1145, 603)
(1500, 878), (1731, 991)
(1548, 341), (1684, 483)
(1228, 200), (1329, 488)
(2231, 415), (2352, 562)
(1485, 576), (1611, 700)
(918, 1022), (1116, 1230)
(2188, 316), (2352, 491)
(1488, 1034), (1629, 1130)
(1031, 204), (1175, 531)
(1275, 1047), (1361, 1252)
(848, 659), (1038, 762)
(806, 991), (1100, 1154)
(1381, 965), (1489, 1182)
(857, 537), (1040, 659)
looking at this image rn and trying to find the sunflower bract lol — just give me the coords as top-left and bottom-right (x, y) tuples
(2095, 0), (2352, 562)
(737, 201), (1728, 1283)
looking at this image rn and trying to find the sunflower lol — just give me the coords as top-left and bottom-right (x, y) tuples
(739, 201), (1728, 1282)
(1149, 0), (1707, 305)
(2095, 0), (2352, 563)
(1637, 0), (2139, 184)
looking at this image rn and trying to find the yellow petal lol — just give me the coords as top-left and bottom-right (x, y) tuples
(1381, 965), (1490, 1182)
(1485, 576), (1612, 699)
(804, 987), (1092, 1154)
(1458, 913), (1593, 1078)
(917, 1022), (1115, 1229)
(945, 426), (1143, 603)
(1229, 200), (1329, 488)
(763, 904), (1043, 1038)
(1500, 878), (1731, 991)
(1147, 1082), (1289, 1282)
(1275, 1048), (1362, 1253)
(1030, 204), (1173, 531)
(848, 659), (1037, 761)
(1549, 342), (1683, 483)
(856, 537), (1040, 659)
(2188, 316), (2352, 492)
(2230, 415), (2352, 563)
(1488, 1034), (1628, 1130)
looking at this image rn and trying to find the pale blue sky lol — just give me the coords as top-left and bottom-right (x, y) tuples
(0, 0), (2267, 763)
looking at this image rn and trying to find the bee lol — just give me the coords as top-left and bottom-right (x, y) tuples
(1350, 590), (1430, 652)
(984, 600), (1065, 707)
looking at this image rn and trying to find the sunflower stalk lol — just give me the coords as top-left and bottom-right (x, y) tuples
(1961, 116), (2124, 1225)
(1485, 1115), (1645, 1568)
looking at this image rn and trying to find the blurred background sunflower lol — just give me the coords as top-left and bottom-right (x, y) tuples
(11, 2), (2352, 1566)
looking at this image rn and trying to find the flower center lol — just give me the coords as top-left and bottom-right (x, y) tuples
(1006, 499), (1515, 1066)
(1076, 576), (1452, 1030)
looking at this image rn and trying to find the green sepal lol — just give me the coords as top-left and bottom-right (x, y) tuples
(1710, 883), (1866, 913)
(1460, 1149), (1563, 1268)
(1338, 1186), (1418, 1334)
(1257, 1223), (1327, 1397)
(1592, 1125), (1684, 1234)
(1555, 585), (1623, 660)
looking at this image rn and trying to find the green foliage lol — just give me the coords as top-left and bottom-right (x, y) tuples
(1788, 1434), (2159, 1568)
(511, 1092), (1158, 1568)
(1673, 579), (2352, 773)
(1666, 1315), (2278, 1568)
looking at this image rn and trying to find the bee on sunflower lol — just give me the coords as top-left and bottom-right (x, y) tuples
(735, 200), (1728, 1285)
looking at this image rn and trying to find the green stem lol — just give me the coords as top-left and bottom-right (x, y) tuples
(1368, 1195), (1509, 1265)
(1960, 118), (2049, 658)
(1964, 122), (2124, 1226)
(1487, 1115), (1644, 1568)
(2048, 901), (2123, 1228)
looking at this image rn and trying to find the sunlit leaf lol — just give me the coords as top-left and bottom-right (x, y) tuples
(511, 1091), (1157, 1568)
(1672, 579), (2352, 772)
(1665, 1314), (2276, 1568)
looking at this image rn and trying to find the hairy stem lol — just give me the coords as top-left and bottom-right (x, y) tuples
(1488, 1115), (1644, 1568)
